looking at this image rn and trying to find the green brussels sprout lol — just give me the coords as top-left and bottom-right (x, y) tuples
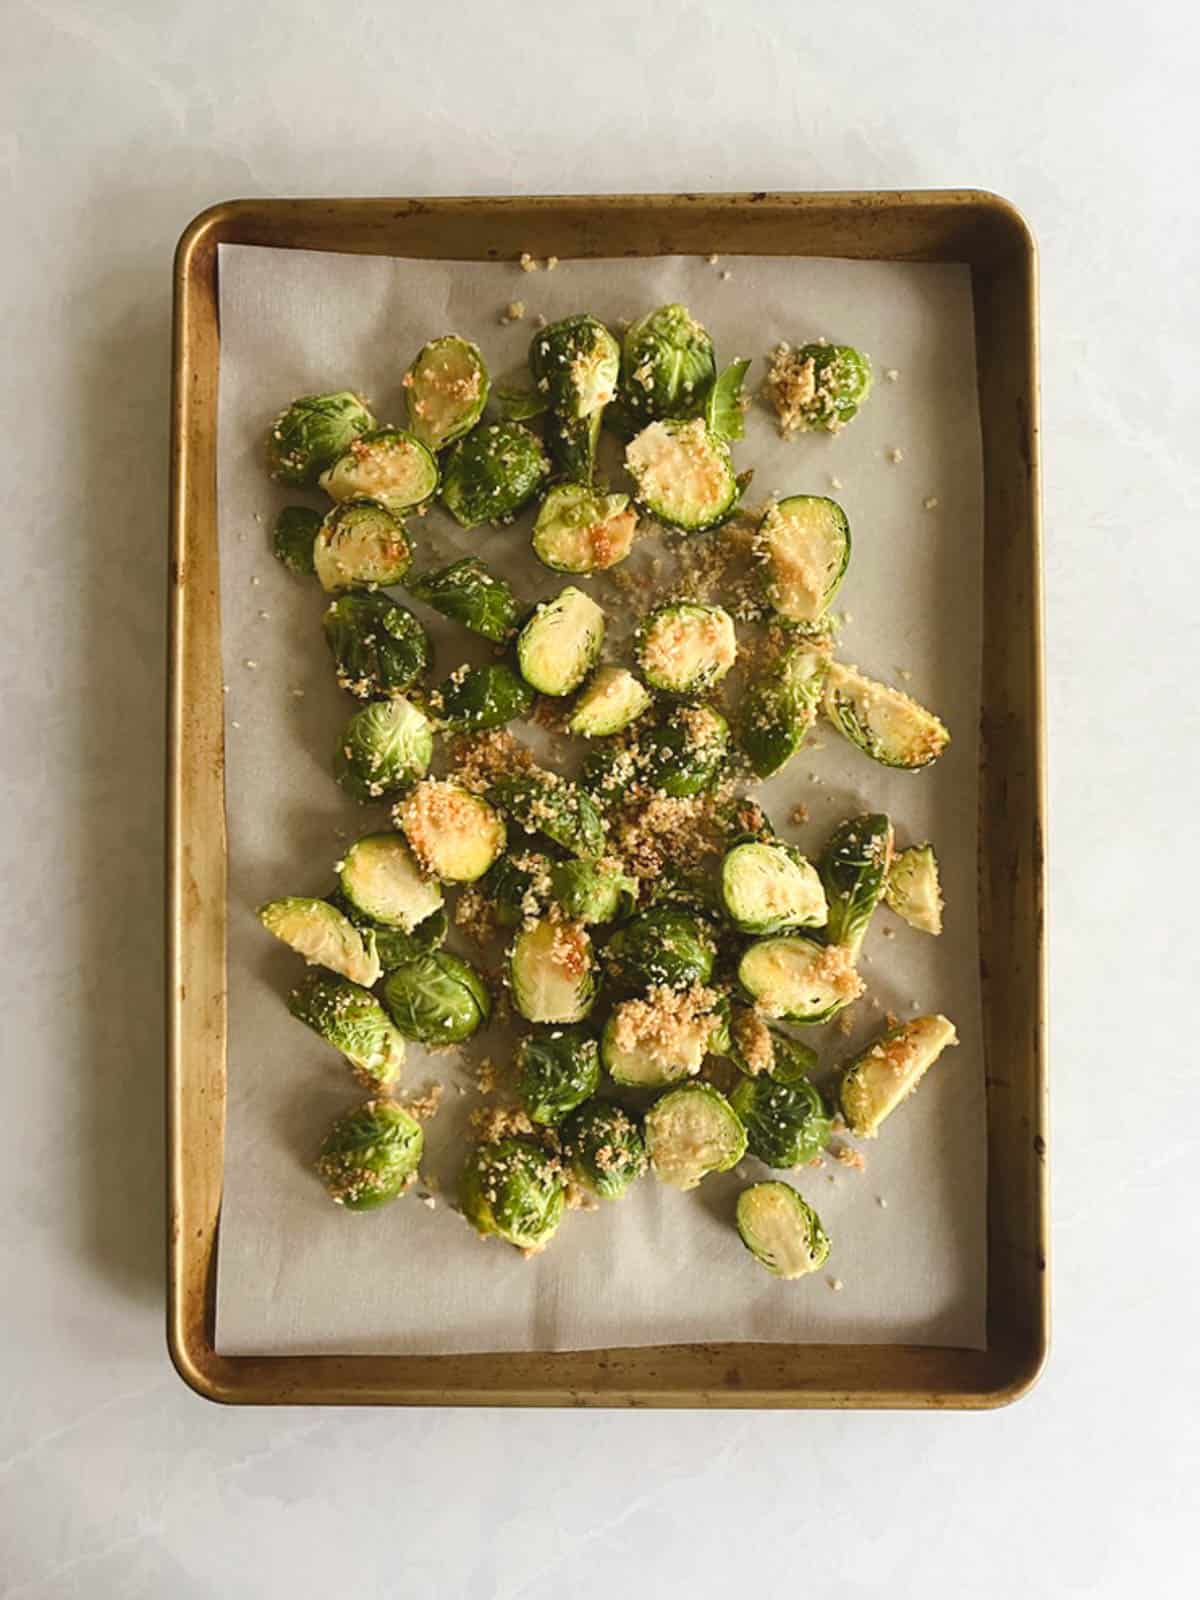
(509, 916), (597, 1024)
(884, 843), (944, 934)
(729, 1074), (831, 1168)
(266, 390), (376, 486)
(548, 858), (637, 925)
(258, 896), (381, 987)
(768, 342), (872, 434)
(644, 1081), (746, 1190)
(601, 988), (726, 1087)
(516, 1024), (601, 1124)
(840, 1014), (958, 1137)
(337, 833), (443, 931)
(461, 1137), (566, 1251)
(529, 314), (621, 482)
(567, 666), (652, 738)
(434, 663), (534, 733)
(516, 585), (605, 696)
(819, 813), (894, 959)
(288, 971), (405, 1085)
(603, 908), (716, 992)
(394, 780), (506, 883)
(639, 704), (730, 797)
(755, 496), (850, 625)
(314, 499), (413, 593)
(334, 696), (433, 801)
(625, 418), (739, 532)
(328, 889), (448, 971)
(560, 1100), (647, 1199)
(492, 380), (549, 422)
(739, 641), (830, 777)
(403, 335), (489, 451)
(481, 851), (553, 928)
(821, 662), (951, 769)
(272, 505), (321, 575)
(728, 1004), (819, 1083)
(719, 840), (827, 934)
(637, 602), (737, 694)
(488, 771), (607, 859)
(381, 950), (491, 1044)
(440, 421), (549, 528)
(704, 358), (751, 441)
(318, 427), (439, 514)
(316, 1098), (424, 1210)
(736, 1182), (830, 1278)
(737, 935), (863, 1024)
(405, 557), (524, 643)
(322, 591), (430, 698)
(618, 303), (715, 427)
(532, 484), (637, 573)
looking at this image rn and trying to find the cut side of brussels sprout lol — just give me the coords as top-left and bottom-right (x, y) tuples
(267, 391), (375, 486)
(603, 908), (716, 992)
(323, 591), (430, 698)
(737, 936), (864, 1023)
(884, 843), (944, 935)
(720, 841), (828, 934)
(461, 1137), (565, 1251)
(516, 586), (606, 697)
(440, 421), (549, 528)
(488, 772), (607, 858)
(560, 1100), (647, 1199)
(822, 662), (951, 770)
(381, 951), (491, 1044)
(637, 602), (737, 694)
(532, 484), (637, 574)
(618, 303), (715, 428)
(258, 896), (381, 987)
(318, 428), (439, 513)
(435, 663), (534, 733)
(338, 834), (443, 931)
(394, 780), (506, 883)
(334, 696), (434, 801)
(567, 666), (652, 738)
(840, 1014), (958, 1137)
(601, 987), (722, 1087)
(736, 1182), (830, 1278)
(739, 641), (830, 778)
(729, 1074), (831, 1168)
(405, 557), (524, 643)
(288, 971), (405, 1085)
(640, 705), (730, 797)
(625, 418), (738, 532)
(404, 335), (489, 451)
(756, 496), (850, 625)
(820, 813), (894, 959)
(548, 858), (637, 925)
(509, 917), (597, 1024)
(644, 1082), (746, 1191)
(316, 1099), (423, 1210)
(531, 314), (621, 418)
(272, 505), (321, 575)
(766, 342), (873, 435)
(314, 499), (413, 593)
(516, 1024), (601, 1125)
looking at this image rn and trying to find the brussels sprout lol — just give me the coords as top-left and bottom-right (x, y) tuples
(567, 666), (652, 738)
(272, 505), (321, 575)
(625, 418), (739, 532)
(481, 851), (553, 928)
(461, 1137), (566, 1251)
(603, 908), (716, 992)
(822, 662), (951, 769)
(719, 840), (827, 935)
(644, 1081), (746, 1191)
(736, 1182), (830, 1278)
(884, 843), (944, 935)
(840, 1014), (958, 1137)
(322, 591), (430, 698)
(405, 557), (524, 643)
(729, 1074), (831, 1168)
(381, 950), (491, 1044)
(314, 499), (413, 593)
(548, 858), (637, 925)
(560, 1100), (647, 1198)
(756, 496), (850, 625)
(509, 916), (597, 1024)
(266, 391), (375, 486)
(334, 696), (433, 801)
(639, 704), (730, 797)
(440, 421), (549, 528)
(637, 602), (736, 694)
(338, 833), (443, 931)
(516, 585), (605, 696)
(768, 342), (872, 434)
(403, 335), (489, 451)
(258, 896), (381, 987)
(728, 1005), (819, 1083)
(820, 813), (894, 959)
(492, 381), (548, 423)
(288, 971), (405, 1085)
(739, 641), (830, 777)
(530, 314), (621, 481)
(532, 484), (637, 574)
(737, 936), (864, 1023)
(515, 1024), (601, 1124)
(704, 358), (751, 441)
(316, 1098), (424, 1210)
(319, 427), (438, 514)
(435, 663), (534, 733)
(601, 988), (725, 1087)
(329, 890), (448, 971)
(618, 303), (716, 427)
(394, 780), (506, 882)
(488, 772), (607, 858)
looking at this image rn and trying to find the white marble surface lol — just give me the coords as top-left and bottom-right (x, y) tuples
(2, 0), (1196, 1594)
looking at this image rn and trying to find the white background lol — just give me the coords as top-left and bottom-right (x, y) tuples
(2, 0), (1196, 1594)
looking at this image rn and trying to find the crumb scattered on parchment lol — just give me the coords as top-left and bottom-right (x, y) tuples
(243, 659), (258, 669)
(500, 300), (526, 324)
(828, 1277), (844, 1291)
(405, 1083), (444, 1121)
(707, 252), (720, 264)
(885, 1010), (899, 1028)
(832, 1143), (866, 1171)
(882, 925), (896, 939)
(877, 1196), (888, 1209)
(923, 495), (939, 510)
(290, 687), (305, 698)
(830, 475), (843, 490)
(469, 1104), (534, 1141)
(519, 252), (537, 272)
(720, 269), (732, 281)
(885, 368), (900, 382)
(887, 447), (904, 464)
(789, 803), (810, 825)
(835, 1009), (856, 1037)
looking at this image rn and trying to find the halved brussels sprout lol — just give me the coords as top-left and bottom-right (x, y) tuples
(548, 858), (637, 925)
(719, 840), (827, 935)
(822, 662), (951, 770)
(481, 851), (553, 928)
(729, 1006), (820, 1082)
(405, 557), (524, 643)
(736, 1182), (830, 1278)
(644, 1081), (746, 1190)
(820, 813), (894, 959)
(530, 314), (621, 482)
(461, 1137), (565, 1251)
(767, 342), (873, 434)
(288, 971), (405, 1085)
(567, 666), (652, 738)
(840, 1014), (958, 1137)
(314, 499), (413, 593)
(515, 1024), (601, 1125)
(884, 843), (944, 935)
(639, 704), (730, 797)
(338, 833), (443, 931)
(435, 663), (534, 732)
(601, 988), (725, 1087)
(381, 950), (491, 1044)
(403, 335), (489, 451)
(319, 428), (438, 513)
(532, 484), (637, 573)
(316, 1098), (423, 1210)
(322, 591), (430, 698)
(603, 908), (716, 992)
(739, 641), (830, 777)
(625, 418), (738, 532)
(618, 303), (715, 428)
(258, 896), (381, 986)
(272, 505), (321, 575)
(704, 358), (751, 441)
(488, 771), (607, 858)
(329, 889), (448, 972)
(394, 780), (506, 882)
(637, 602), (736, 694)
(560, 1100), (647, 1198)
(334, 696), (433, 801)
(737, 935), (863, 1023)
(267, 391), (375, 486)
(729, 1074), (831, 1168)
(440, 422), (549, 528)
(509, 916), (597, 1024)
(756, 496), (850, 625)
(516, 586), (605, 697)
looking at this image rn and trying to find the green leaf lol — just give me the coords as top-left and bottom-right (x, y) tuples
(705, 358), (751, 441)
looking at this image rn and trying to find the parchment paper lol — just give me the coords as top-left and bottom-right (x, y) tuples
(214, 243), (987, 1355)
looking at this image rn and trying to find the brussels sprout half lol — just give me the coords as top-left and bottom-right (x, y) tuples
(601, 990), (725, 1088)
(532, 484), (637, 574)
(434, 663), (534, 733)
(319, 427), (438, 514)
(516, 586), (606, 697)
(840, 1014), (958, 1137)
(770, 342), (872, 434)
(645, 1082), (746, 1191)
(530, 314), (621, 482)
(736, 1182), (830, 1278)
(618, 303), (716, 428)
(884, 843), (944, 935)
(820, 813), (894, 959)
(548, 858), (637, 925)
(737, 936), (864, 1024)
(338, 833), (443, 931)
(625, 418), (739, 532)
(314, 500), (413, 594)
(288, 971), (405, 1086)
(560, 1100), (647, 1199)
(272, 505), (321, 575)
(394, 780), (506, 883)
(639, 704), (730, 797)
(729, 1073), (831, 1168)
(381, 951), (491, 1044)
(404, 335), (489, 451)
(334, 696), (434, 801)
(440, 422), (549, 528)
(488, 772), (607, 858)
(405, 557), (524, 643)
(267, 390), (375, 486)
(509, 917), (597, 1024)
(603, 907), (716, 993)
(756, 496), (851, 625)
(822, 662), (951, 770)
(328, 890), (448, 972)
(739, 641), (830, 778)
(637, 602), (736, 694)
(258, 896), (381, 987)
(719, 840), (827, 935)
(316, 1099), (424, 1210)
(322, 591), (430, 698)
(516, 1024), (601, 1125)
(461, 1138), (566, 1251)
(567, 666), (652, 738)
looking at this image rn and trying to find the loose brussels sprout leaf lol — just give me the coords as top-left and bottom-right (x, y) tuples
(481, 851), (553, 928)
(729, 1074), (831, 1168)
(516, 1024), (601, 1124)
(756, 496), (850, 625)
(316, 1099), (423, 1210)
(322, 590), (430, 698)
(560, 1100), (647, 1199)
(530, 314), (621, 419)
(461, 1137), (565, 1251)
(405, 557), (524, 643)
(334, 696), (433, 801)
(548, 857), (637, 925)
(719, 841), (827, 935)
(601, 987), (724, 1087)
(532, 484), (637, 574)
(488, 771), (607, 858)
(644, 1082), (746, 1191)
(394, 780), (506, 882)
(884, 843), (944, 935)
(822, 662), (951, 769)
(603, 908), (716, 992)
(314, 499), (413, 594)
(736, 1182), (830, 1278)
(639, 704), (730, 797)
(272, 505), (321, 575)
(728, 1005), (820, 1083)
(516, 585), (606, 697)
(767, 342), (872, 434)
(567, 666), (652, 738)
(544, 410), (604, 487)
(439, 421), (549, 528)
(820, 813), (894, 959)
(381, 950), (491, 1044)
(625, 418), (739, 532)
(258, 896), (381, 987)
(404, 335), (489, 451)
(288, 971), (405, 1085)
(338, 833), (443, 931)
(329, 889), (448, 971)
(705, 357), (751, 441)
(737, 935), (864, 1023)
(435, 663), (534, 733)
(266, 391), (375, 486)
(618, 303), (716, 427)
(840, 1014), (958, 1137)
(509, 916), (597, 1024)
(739, 641), (830, 777)
(492, 381), (549, 423)
(637, 602), (737, 694)
(319, 428), (438, 514)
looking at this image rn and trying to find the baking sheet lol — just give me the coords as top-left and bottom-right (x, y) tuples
(214, 243), (987, 1355)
